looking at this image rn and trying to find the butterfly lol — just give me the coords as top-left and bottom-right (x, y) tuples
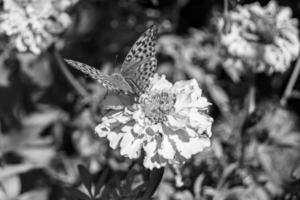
(64, 24), (158, 96)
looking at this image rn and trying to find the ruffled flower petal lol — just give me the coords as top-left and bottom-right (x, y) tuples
(218, 1), (300, 74)
(188, 110), (213, 136)
(119, 129), (143, 159)
(148, 74), (173, 92)
(95, 75), (213, 170)
(143, 135), (168, 169)
(172, 79), (211, 112)
(169, 132), (211, 160)
(0, 0), (78, 54)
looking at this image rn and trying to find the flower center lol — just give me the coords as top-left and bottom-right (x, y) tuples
(142, 92), (176, 124)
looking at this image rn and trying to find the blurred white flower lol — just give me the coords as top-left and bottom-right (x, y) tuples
(0, 0), (78, 54)
(218, 1), (300, 73)
(95, 74), (213, 169)
(158, 30), (221, 74)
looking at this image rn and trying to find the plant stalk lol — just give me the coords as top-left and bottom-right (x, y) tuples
(281, 57), (300, 106)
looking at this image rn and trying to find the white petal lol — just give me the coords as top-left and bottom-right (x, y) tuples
(166, 115), (187, 130)
(111, 111), (131, 123)
(170, 134), (211, 159)
(133, 123), (144, 135)
(149, 74), (172, 92)
(158, 135), (175, 159)
(143, 140), (165, 169)
(106, 132), (123, 149)
(120, 131), (143, 159)
(172, 79), (210, 113)
(95, 124), (110, 137)
(188, 111), (213, 134)
(171, 79), (199, 95)
(149, 123), (163, 133)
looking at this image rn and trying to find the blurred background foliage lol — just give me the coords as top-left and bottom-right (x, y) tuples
(1, 0), (300, 199)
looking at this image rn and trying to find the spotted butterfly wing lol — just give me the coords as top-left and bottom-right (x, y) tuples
(120, 24), (158, 95)
(64, 24), (158, 95)
(64, 59), (133, 94)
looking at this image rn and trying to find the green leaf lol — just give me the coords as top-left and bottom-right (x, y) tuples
(140, 168), (165, 200)
(205, 76), (230, 115)
(110, 188), (120, 200)
(0, 57), (11, 87)
(95, 168), (109, 196)
(99, 182), (115, 200)
(122, 168), (138, 192)
(132, 184), (146, 200)
(64, 188), (91, 200)
(78, 165), (93, 196)
(98, 186), (109, 200)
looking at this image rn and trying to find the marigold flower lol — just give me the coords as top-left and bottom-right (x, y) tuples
(218, 1), (300, 73)
(0, 0), (78, 54)
(95, 74), (213, 169)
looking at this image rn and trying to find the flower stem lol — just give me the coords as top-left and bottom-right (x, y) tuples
(224, 0), (228, 16)
(52, 48), (89, 97)
(223, 0), (230, 34)
(240, 74), (256, 167)
(281, 57), (300, 106)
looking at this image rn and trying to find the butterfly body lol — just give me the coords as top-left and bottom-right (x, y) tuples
(102, 73), (133, 94)
(65, 24), (158, 96)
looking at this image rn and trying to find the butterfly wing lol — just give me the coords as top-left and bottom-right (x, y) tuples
(64, 59), (133, 94)
(120, 24), (158, 94)
(121, 57), (157, 95)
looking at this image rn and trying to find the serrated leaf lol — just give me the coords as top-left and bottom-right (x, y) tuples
(121, 168), (138, 193)
(64, 188), (91, 200)
(95, 168), (109, 196)
(110, 188), (120, 200)
(193, 174), (205, 199)
(132, 184), (146, 200)
(217, 163), (238, 189)
(140, 168), (164, 200)
(78, 165), (93, 196)
(98, 186), (109, 200)
(99, 183), (114, 200)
